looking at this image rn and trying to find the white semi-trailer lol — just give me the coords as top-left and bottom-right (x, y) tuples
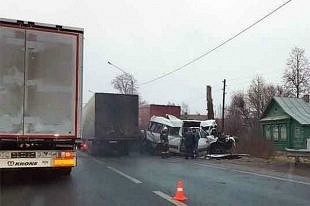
(0, 18), (83, 175)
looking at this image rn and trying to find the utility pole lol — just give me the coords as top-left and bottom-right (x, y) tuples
(206, 85), (214, 119)
(222, 79), (226, 134)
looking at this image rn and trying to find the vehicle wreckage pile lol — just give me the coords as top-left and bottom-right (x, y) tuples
(141, 115), (237, 156)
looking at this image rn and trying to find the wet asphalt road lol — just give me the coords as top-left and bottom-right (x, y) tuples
(1, 152), (310, 206)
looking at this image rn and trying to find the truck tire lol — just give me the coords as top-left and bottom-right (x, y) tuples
(119, 142), (129, 156)
(123, 143), (129, 155)
(140, 139), (154, 155)
(58, 168), (72, 176)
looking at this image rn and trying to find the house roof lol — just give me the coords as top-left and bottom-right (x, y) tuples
(260, 115), (290, 122)
(262, 97), (310, 125)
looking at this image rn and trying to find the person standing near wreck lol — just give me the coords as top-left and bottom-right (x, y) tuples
(184, 128), (194, 159)
(160, 127), (169, 158)
(192, 128), (200, 159)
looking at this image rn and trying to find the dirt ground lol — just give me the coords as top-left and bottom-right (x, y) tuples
(204, 155), (310, 178)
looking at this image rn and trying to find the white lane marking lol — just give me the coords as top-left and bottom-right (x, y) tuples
(92, 157), (106, 164)
(88, 157), (142, 184)
(107, 166), (142, 184)
(194, 162), (227, 170)
(193, 162), (310, 186)
(153, 191), (187, 206)
(233, 169), (310, 186)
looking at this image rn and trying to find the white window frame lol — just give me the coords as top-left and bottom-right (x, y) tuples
(280, 125), (287, 140)
(273, 126), (279, 141)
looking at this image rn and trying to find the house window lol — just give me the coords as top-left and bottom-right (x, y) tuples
(264, 125), (271, 140)
(295, 127), (300, 139)
(273, 126), (279, 141)
(280, 125), (287, 140)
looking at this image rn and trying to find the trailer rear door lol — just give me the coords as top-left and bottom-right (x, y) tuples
(0, 27), (25, 135)
(0, 24), (80, 138)
(23, 30), (77, 135)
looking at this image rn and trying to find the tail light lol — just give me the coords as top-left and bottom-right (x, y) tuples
(78, 143), (88, 151)
(57, 151), (75, 158)
(53, 151), (76, 167)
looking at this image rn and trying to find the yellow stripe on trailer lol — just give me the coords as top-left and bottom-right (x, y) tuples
(53, 158), (76, 167)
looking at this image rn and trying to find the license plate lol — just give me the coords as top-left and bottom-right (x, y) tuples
(11, 152), (36, 158)
(0, 158), (52, 168)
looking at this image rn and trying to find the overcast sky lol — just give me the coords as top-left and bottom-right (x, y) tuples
(1, 0), (309, 115)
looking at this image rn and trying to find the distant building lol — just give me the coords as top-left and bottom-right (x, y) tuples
(180, 114), (208, 121)
(260, 97), (310, 150)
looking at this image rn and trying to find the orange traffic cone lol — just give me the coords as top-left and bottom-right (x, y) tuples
(173, 181), (187, 201)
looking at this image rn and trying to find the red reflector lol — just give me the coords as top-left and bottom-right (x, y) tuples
(82, 143), (88, 150)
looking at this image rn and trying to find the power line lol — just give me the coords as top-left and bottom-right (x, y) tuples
(139, 0), (292, 86)
(107, 61), (131, 75)
(107, 61), (135, 94)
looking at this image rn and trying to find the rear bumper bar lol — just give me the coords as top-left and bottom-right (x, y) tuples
(0, 150), (76, 169)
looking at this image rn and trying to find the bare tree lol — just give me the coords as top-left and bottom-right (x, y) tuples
(111, 73), (138, 94)
(247, 76), (266, 119)
(283, 47), (310, 98)
(181, 102), (190, 115)
(167, 101), (176, 106)
(264, 84), (289, 98)
(247, 76), (286, 119)
(263, 84), (290, 102)
(227, 84), (285, 136)
(139, 98), (148, 106)
(226, 91), (249, 135)
(229, 92), (249, 118)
